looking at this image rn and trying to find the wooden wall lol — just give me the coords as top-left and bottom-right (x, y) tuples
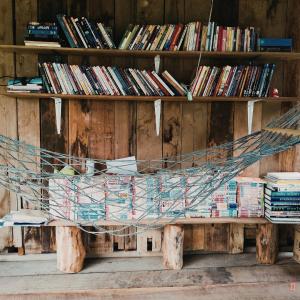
(0, 0), (298, 255)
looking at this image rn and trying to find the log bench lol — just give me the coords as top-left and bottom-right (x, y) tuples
(47, 218), (280, 273)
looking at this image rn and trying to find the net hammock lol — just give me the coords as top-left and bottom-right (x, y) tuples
(0, 104), (300, 236)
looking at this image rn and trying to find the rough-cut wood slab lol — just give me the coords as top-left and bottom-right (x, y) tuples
(293, 225), (300, 263)
(256, 224), (278, 264)
(229, 224), (244, 254)
(162, 225), (184, 270)
(56, 226), (86, 273)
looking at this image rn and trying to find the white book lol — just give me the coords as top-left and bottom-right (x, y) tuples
(102, 66), (120, 96)
(175, 25), (188, 51)
(70, 65), (87, 95)
(107, 67), (126, 96)
(71, 17), (88, 48)
(95, 66), (113, 95)
(151, 71), (174, 96)
(266, 172), (300, 181)
(52, 63), (68, 94)
(93, 66), (110, 95)
(129, 68), (148, 95)
(43, 63), (58, 94)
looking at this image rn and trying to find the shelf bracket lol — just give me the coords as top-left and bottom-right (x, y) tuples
(155, 55), (160, 73)
(154, 99), (161, 136)
(247, 100), (261, 134)
(52, 97), (62, 135)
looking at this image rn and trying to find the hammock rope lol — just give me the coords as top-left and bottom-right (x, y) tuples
(0, 104), (300, 236)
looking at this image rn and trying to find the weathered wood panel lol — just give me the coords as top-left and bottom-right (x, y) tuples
(0, 0), (16, 251)
(15, 0), (41, 254)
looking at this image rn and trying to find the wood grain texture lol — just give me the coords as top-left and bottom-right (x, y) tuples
(162, 224), (184, 269)
(0, 0), (16, 250)
(56, 226), (86, 273)
(229, 224), (244, 254)
(204, 224), (229, 252)
(15, 0), (41, 254)
(256, 223), (278, 264)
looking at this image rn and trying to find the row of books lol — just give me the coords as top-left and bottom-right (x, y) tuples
(264, 172), (300, 223)
(56, 15), (115, 49)
(190, 64), (276, 97)
(38, 62), (186, 96)
(24, 22), (61, 48)
(119, 22), (259, 51)
(49, 174), (265, 221)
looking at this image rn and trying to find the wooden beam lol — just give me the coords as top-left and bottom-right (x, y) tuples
(162, 225), (184, 270)
(256, 224), (278, 264)
(56, 226), (86, 273)
(293, 225), (300, 263)
(229, 224), (244, 254)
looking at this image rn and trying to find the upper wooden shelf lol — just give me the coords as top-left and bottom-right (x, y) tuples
(1, 92), (299, 102)
(47, 217), (269, 227)
(0, 45), (299, 60)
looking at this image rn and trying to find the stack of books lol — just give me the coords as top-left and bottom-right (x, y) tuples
(24, 22), (61, 47)
(258, 38), (292, 52)
(119, 23), (186, 51)
(265, 172), (300, 223)
(38, 62), (186, 96)
(210, 179), (238, 217)
(56, 14), (115, 48)
(236, 177), (265, 217)
(7, 77), (43, 93)
(185, 172), (212, 218)
(118, 22), (259, 52)
(183, 22), (259, 52)
(190, 64), (276, 97)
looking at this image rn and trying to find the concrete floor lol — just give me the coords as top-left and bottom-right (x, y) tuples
(0, 253), (300, 299)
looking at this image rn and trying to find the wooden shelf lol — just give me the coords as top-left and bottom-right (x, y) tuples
(1, 92), (299, 102)
(0, 45), (299, 60)
(47, 217), (269, 227)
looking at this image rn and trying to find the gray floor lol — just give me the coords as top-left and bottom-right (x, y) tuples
(0, 253), (300, 299)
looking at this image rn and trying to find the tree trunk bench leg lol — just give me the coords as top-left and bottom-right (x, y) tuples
(56, 226), (86, 273)
(256, 223), (278, 264)
(293, 225), (300, 263)
(162, 224), (184, 270)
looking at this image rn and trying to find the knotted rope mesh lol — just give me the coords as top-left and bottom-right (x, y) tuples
(0, 104), (300, 236)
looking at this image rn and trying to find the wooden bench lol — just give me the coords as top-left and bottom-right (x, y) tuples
(47, 218), (279, 273)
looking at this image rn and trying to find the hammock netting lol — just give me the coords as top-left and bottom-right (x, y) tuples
(0, 104), (300, 236)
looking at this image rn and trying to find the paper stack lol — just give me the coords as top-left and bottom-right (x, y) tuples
(185, 173), (212, 217)
(236, 177), (265, 217)
(210, 179), (238, 217)
(158, 174), (186, 218)
(75, 176), (106, 221)
(105, 176), (133, 221)
(49, 177), (77, 221)
(265, 172), (300, 223)
(132, 175), (160, 220)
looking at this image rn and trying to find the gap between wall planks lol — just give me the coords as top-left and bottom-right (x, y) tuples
(0, 0), (298, 255)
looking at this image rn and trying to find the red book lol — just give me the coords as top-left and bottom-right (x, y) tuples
(147, 71), (170, 96)
(217, 26), (223, 51)
(170, 24), (183, 51)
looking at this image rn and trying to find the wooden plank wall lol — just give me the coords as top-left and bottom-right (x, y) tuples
(0, 0), (298, 255)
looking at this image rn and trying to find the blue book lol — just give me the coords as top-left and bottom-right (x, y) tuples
(259, 38), (292, 47)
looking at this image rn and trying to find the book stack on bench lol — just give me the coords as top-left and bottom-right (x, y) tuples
(24, 22), (61, 47)
(190, 64), (276, 97)
(264, 172), (300, 223)
(56, 14), (116, 49)
(236, 177), (265, 217)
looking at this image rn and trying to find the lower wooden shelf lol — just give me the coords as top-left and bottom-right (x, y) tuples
(1, 92), (299, 102)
